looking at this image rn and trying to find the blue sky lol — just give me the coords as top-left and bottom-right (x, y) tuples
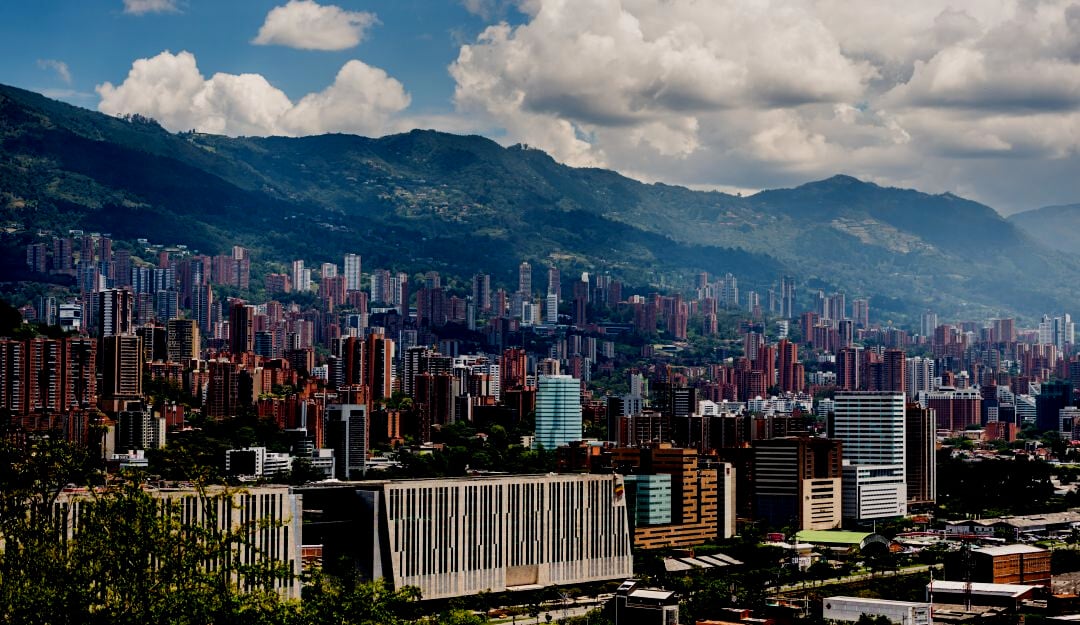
(3, 0), (1080, 214)
(0, 1), (519, 116)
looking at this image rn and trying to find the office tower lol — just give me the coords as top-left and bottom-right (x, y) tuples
(97, 288), (133, 339)
(364, 334), (394, 402)
(905, 357), (934, 401)
(920, 311), (938, 340)
(827, 292), (846, 321)
(1036, 380), (1073, 432)
(781, 275), (796, 319)
(832, 391), (906, 520)
(836, 347), (860, 390)
(547, 265), (561, 298)
(228, 303), (254, 355)
(852, 298), (869, 328)
(533, 375), (581, 450)
(470, 273), (491, 312)
(101, 335), (143, 401)
(154, 290), (179, 323)
(415, 372), (454, 442)
(777, 339), (804, 393)
(719, 273), (738, 309)
(905, 404), (936, 504)
(611, 444), (733, 546)
(343, 254), (362, 291)
(291, 260), (310, 293)
(753, 437), (843, 530)
(518, 261), (532, 295)
(191, 284), (213, 335)
(136, 325), (167, 363)
(882, 349), (905, 394)
(167, 318), (200, 364)
(325, 404), (368, 479)
(546, 293), (559, 325)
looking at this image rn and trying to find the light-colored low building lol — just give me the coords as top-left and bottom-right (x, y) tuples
(354, 473), (634, 600)
(823, 596), (930, 625)
(56, 485), (303, 599)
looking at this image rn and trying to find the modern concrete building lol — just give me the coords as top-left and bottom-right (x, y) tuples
(842, 464), (907, 520)
(613, 580), (680, 625)
(341, 473), (633, 600)
(753, 437), (843, 531)
(533, 374), (582, 450)
(612, 444), (735, 547)
(56, 486), (303, 600)
(823, 596), (930, 625)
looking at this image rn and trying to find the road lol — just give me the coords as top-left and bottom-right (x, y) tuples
(774, 564), (935, 594)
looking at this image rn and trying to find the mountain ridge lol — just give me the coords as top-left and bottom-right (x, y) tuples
(1, 82), (1075, 320)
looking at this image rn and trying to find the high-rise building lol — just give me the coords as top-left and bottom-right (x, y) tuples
(471, 273), (491, 312)
(905, 404), (936, 505)
(832, 391), (906, 520)
(852, 298), (870, 328)
(167, 318), (200, 364)
(229, 302), (255, 355)
(781, 275), (796, 319)
(753, 437), (843, 530)
(364, 334), (394, 402)
(100, 335), (143, 401)
(191, 283), (213, 335)
(97, 288), (133, 339)
(343, 254), (362, 291)
(326, 403), (367, 480)
(533, 374), (581, 450)
(518, 261), (532, 296)
(720, 273), (738, 309)
(920, 311), (938, 340)
(777, 339), (804, 393)
(291, 260), (310, 293)
(905, 357), (934, 402)
(547, 265), (561, 298)
(882, 349), (906, 394)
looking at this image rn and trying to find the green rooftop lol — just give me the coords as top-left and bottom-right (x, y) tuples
(794, 530), (873, 545)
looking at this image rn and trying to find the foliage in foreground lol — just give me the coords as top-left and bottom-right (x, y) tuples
(0, 433), (481, 625)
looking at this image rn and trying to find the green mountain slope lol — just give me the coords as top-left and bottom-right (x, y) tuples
(1009, 204), (1080, 254)
(1, 83), (1075, 319)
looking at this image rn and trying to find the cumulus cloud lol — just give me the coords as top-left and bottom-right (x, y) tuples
(122, 0), (179, 15)
(253, 0), (377, 51)
(96, 50), (409, 137)
(448, 0), (1080, 212)
(37, 59), (72, 84)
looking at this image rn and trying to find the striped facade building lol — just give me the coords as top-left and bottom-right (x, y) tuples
(355, 473), (634, 600)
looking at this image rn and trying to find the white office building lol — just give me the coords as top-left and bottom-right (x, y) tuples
(833, 392), (907, 520)
(343, 254), (362, 291)
(824, 596), (930, 625)
(353, 473), (633, 600)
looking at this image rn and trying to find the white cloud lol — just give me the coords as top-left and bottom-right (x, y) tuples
(96, 50), (409, 137)
(253, 0), (377, 51)
(447, 0), (1080, 212)
(37, 59), (71, 84)
(122, 0), (179, 15)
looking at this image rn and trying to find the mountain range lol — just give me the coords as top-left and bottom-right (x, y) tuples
(1, 82), (1076, 322)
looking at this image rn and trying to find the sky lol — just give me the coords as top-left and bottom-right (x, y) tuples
(3, 0), (1080, 215)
